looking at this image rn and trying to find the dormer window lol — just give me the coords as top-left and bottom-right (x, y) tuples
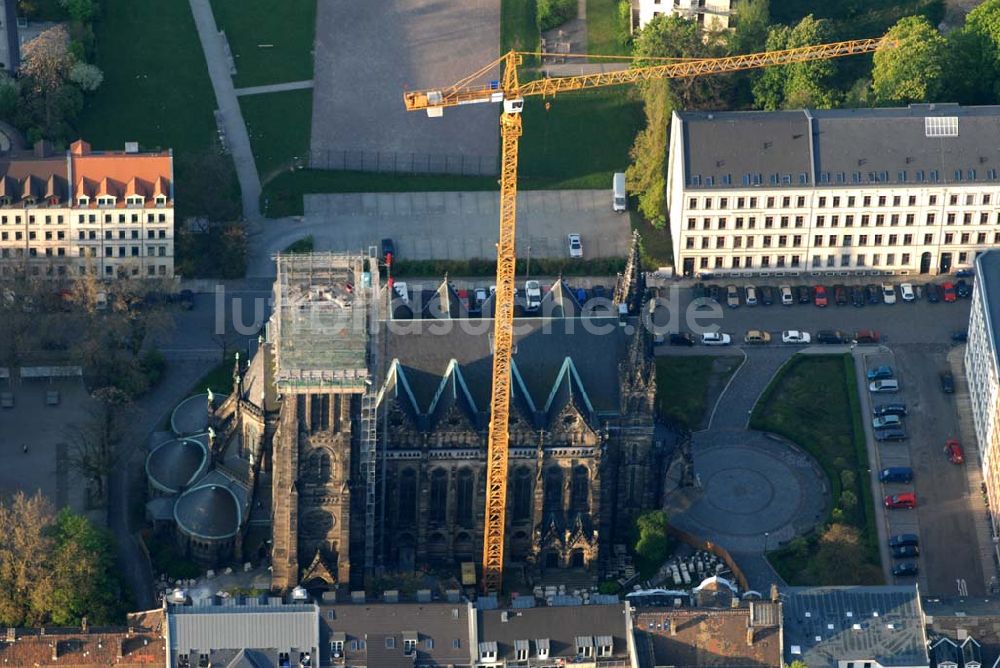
(0, 196), (10, 206)
(97, 197), (115, 207)
(127, 195), (143, 206)
(23, 197), (36, 206)
(402, 632), (417, 655)
(478, 641), (498, 662)
(155, 195), (167, 206)
(596, 635), (614, 657)
(77, 196), (89, 206)
(536, 638), (550, 659)
(575, 636), (594, 658)
(514, 639), (529, 661)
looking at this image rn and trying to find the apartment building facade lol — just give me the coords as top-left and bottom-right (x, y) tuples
(667, 105), (1000, 278)
(964, 250), (1000, 573)
(0, 139), (174, 280)
(636, 0), (733, 31)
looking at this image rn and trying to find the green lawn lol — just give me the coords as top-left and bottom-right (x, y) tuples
(519, 87), (643, 188)
(631, 208), (672, 268)
(751, 354), (882, 585)
(587, 0), (631, 56)
(502, 0), (540, 53)
(655, 356), (739, 429)
(241, 89), (313, 181)
(197, 353), (238, 394)
(211, 0), (316, 88)
(77, 1), (241, 220)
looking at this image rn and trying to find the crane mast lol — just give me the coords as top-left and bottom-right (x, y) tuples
(403, 36), (896, 594)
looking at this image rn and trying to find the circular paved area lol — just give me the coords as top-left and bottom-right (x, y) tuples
(668, 429), (830, 554)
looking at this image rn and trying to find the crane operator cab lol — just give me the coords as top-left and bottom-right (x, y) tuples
(504, 98), (525, 114)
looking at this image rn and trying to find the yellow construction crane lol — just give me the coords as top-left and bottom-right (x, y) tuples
(403, 35), (896, 594)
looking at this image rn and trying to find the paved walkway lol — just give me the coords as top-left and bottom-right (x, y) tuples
(235, 80), (314, 97)
(187, 0), (262, 219)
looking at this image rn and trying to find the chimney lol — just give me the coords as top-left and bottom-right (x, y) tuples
(51, 641), (58, 660)
(118, 638), (125, 659)
(746, 627), (755, 646)
(770, 585), (779, 602)
(81, 616), (88, 634)
(40, 627), (45, 636)
(669, 620), (676, 636)
(5, 627), (16, 642)
(70, 139), (91, 155)
(730, 597), (740, 609)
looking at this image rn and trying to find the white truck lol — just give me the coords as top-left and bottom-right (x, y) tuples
(612, 172), (627, 212)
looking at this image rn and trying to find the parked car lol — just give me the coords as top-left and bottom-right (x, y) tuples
(879, 467), (913, 484)
(940, 370), (955, 393)
(873, 403), (908, 418)
(392, 282), (410, 304)
(926, 283), (941, 303)
(957, 279), (972, 299)
(591, 285), (607, 300)
(472, 287), (488, 312)
(707, 285), (722, 303)
(952, 330), (968, 343)
(568, 233), (583, 258)
(865, 284), (881, 304)
(702, 332), (732, 346)
(525, 280), (542, 310)
(875, 427), (907, 441)
(692, 283), (707, 300)
(956, 267), (976, 277)
(814, 285), (829, 307)
(900, 283), (916, 302)
(870, 379), (900, 393)
(851, 285), (865, 307)
(892, 545), (920, 559)
(873, 415), (902, 429)
(745, 285), (759, 306)
(745, 330), (771, 344)
(945, 438), (965, 464)
(816, 330), (848, 344)
(893, 562), (919, 577)
(882, 283), (897, 304)
(726, 285), (740, 308)
(834, 284), (848, 306)
(782, 330), (811, 344)
(796, 285), (811, 304)
(866, 365), (894, 381)
(854, 330), (881, 344)
(888, 533), (919, 548)
(178, 289), (194, 311)
(667, 333), (694, 347)
(943, 282), (957, 302)
(884, 492), (917, 509)
(780, 285), (794, 306)
(760, 285), (775, 306)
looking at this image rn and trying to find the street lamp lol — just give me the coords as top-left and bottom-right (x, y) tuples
(764, 532), (769, 552)
(525, 244), (531, 280)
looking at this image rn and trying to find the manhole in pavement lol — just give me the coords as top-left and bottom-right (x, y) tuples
(703, 468), (774, 514)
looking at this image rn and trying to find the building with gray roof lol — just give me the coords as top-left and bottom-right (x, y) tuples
(963, 250), (1000, 574)
(781, 585), (928, 668)
(666, 104), (1000, 277)
(166, 598), (320, 668)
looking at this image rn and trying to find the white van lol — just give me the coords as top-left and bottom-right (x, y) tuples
(613, 172), (627, 212)
(869, 379), (899, 393)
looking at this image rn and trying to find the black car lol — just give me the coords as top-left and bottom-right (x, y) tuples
(691, 283), (706, 300)
(888, 533), (919, 548)
(952, 330), (969, 343)
(893, 562), (919, 577)
(669, 333), (695, 346)
(891, 544), (920, 559)
(940, 371), (955, 394)
(875, 427), (907, 442)
(956, 268), (976, 277)
(796, 285), (811, 304)
(833, 284), (848, 306)
(865, 284), (881, 304)
(760, 285), (775, 306)
(926, 283), (941, 303)
(592, 285), (607, 299)
(707, 284), (722, 303)
(957, 279), (972, 298)
(816, 330), (848, 344)
(851, 285), (865, 307)
(178, 289), (195, 310)
(874, 403), (908, 418)
(381, 238), (396, 262)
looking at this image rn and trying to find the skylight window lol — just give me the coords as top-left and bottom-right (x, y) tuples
(925, 116), (959, 137)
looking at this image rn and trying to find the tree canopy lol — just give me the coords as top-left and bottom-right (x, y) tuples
(752, 15), (839, 110)
(633, 510), (671, 568)
(872, 16), (946, 104)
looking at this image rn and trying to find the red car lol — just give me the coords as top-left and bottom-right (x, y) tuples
(945, 438), (965, 464)
(814, 285), (829, 307)
(884, 492), (917, 509)
(943, 282), (957, 302)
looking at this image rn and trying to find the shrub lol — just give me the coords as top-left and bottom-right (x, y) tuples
(538, 0), (576, 31)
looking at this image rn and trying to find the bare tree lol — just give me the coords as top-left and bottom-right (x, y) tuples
(65, 386), (133, 503)
(18, 25), (72, 126)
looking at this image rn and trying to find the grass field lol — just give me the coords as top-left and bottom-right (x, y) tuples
(502, 0), (540, 53)
(211, 0), (317, 88)
(77, 1), (241, 220)
(655, 356), (740, 429)
(631, 209), (672, 268)
(241, 89), (313, 181)
(519, 88), (643, 188)
(587, 0), (631, 56)
(751, 354), (882, 585)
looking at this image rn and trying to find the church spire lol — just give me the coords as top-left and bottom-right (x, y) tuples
(613, 230), (645, 315)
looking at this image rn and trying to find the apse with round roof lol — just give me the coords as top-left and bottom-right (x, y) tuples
(145, 438), (208, 494)
(173, 484), (241, 541)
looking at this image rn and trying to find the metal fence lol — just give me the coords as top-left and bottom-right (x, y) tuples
(309, 149), (498, 176)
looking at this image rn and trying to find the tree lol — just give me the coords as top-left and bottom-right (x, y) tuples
(58, 0), (95, 22)
(626, 80), (674, 227)
(0, 492), (55, 626)
(872, 16), (946, 104)
(728, 0), (770, 55)
(944, 25), (1000, 104)
(66, 387), (134, 503)
(633, 510), (671, 567)
(633, 15), (730, 108)
(19, 24), (73, 95)
(68, 61), (103, 91)
(537, 0), (576, 31)
(787, 661), (810, 668)
(752, 15), (839, 110)
(47, 509), (122, 625)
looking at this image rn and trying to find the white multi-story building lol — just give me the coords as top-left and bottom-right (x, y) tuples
(0, 139), (174, 280)
(636, 0), (733, 31)
(667, 105), (1000, 278)
(964, 250), (1000, 570)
